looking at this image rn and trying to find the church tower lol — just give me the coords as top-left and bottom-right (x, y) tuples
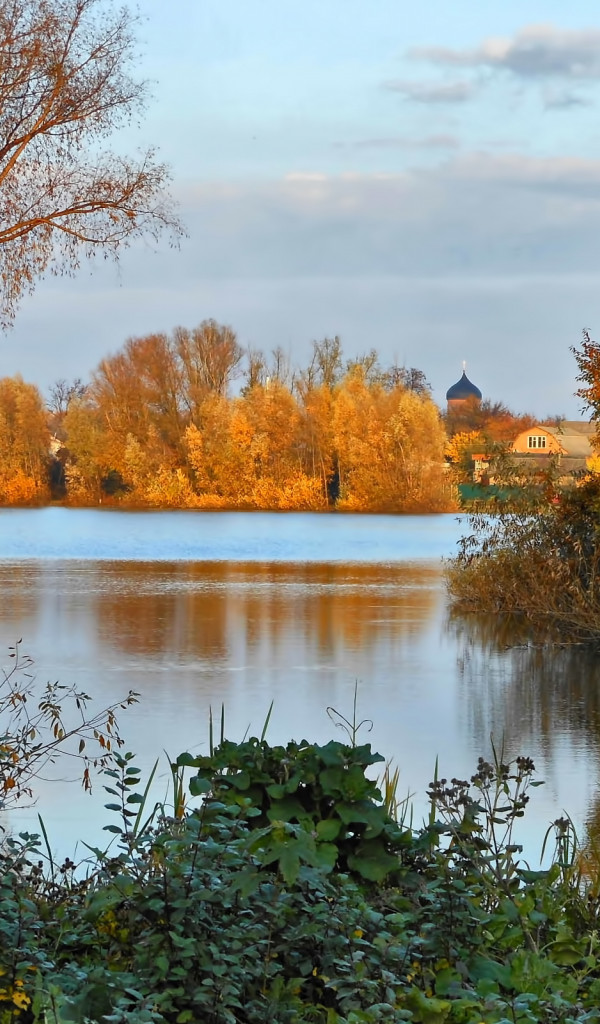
(446, 363), (482, 412)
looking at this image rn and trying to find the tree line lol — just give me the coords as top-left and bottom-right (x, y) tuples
(0, 324), (463, 512)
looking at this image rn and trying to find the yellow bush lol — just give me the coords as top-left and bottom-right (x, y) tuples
(278, 473), (327, 510)
(1, 471), (44, 505)
(142, 467), (199, 508)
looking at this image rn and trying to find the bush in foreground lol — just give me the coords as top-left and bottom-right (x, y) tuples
(2, 738), (600, 1023)
(446, 474), (600, 645)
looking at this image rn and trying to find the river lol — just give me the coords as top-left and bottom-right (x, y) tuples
(1, 507), (599, 864)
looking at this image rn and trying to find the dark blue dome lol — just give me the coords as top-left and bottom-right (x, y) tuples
(446, 370), (482, 402)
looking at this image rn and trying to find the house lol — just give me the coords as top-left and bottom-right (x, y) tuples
(511, 421), (596, 479)
(471, 421), (596, 485)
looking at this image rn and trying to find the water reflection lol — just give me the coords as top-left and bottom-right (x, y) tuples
(0, 563), (41, 633)
(2, 553), (600, 864)
(450, 613), (600, 760)
(93, 561), (439, 662)
(0, 557), (447, 771)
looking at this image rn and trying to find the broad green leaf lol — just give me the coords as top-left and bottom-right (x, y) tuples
(316, 819), (341, 841)
(189, 776), (212, 796)
(278, 845), (301, 885)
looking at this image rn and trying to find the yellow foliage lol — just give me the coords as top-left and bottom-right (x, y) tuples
(278, 473), (328, 510)
(193, 492), (238, 509)
(2, 470), (43, 505)
(229, 406), (254, 451)
(333, 372), (450, 511)
(56, 340), (457, 511)
(248, 477), (283, 508)
(444, 431), (484, 464)
(0, 978), (31, 1012)
(142, 467), (199, 508)
(0, 376), (50, 501)
(184, 423), (211, 491)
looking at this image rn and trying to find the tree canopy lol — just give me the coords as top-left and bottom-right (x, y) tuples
(0, 0), (181, 325)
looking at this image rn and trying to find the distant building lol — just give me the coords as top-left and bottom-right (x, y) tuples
(471, 421), (596, 485)
(511, 421), (596, 478)
(446, 365), (482, 412)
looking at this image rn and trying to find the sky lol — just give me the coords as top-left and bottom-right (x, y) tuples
(7, 0), (600, 417)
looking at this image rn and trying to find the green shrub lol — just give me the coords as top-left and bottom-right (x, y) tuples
(3, 740), (600, 1022)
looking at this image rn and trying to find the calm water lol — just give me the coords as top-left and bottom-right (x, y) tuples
(1, 507), (599, 863)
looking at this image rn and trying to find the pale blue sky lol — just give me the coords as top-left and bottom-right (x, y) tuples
(8, 0), (600, 417)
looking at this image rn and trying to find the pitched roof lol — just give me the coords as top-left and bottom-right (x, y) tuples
(545, 422), (595, 458)
(554, 420), (596, 436)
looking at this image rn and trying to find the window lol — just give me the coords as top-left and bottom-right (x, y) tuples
(527, 435), (547, 449)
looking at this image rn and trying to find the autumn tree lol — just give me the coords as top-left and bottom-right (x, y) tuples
(445, 430), (487, 483)
(243, 348), (268, 392)
(176, 321), (244, 419)
(299, 336), (343, 391)
(296, 380), (336, 502)
(384, 365), (431, 395)
(0, 0), (181, 326)
(0, 376), (50, 502)
(242, 346), (293, 394)
(346, 349), (381, 384)
(573, 329), (600, 444)
(445, 398), (534, 443)
(48, 378), (87, 418)
(241, 380), (303, 499)
(63, 322), (245, 501)
(62, 395), (110, 499)
(333, 368), (449, 511)
(184, 394), (240, 500)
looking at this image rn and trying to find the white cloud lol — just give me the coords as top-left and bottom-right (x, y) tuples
(411, 24), (600, 80)
(333, 134), (460, 151)
(350, 134), (460, 150)
(543, 88), (592, 109)
(284, 172), (328, 182)
(383, 79), (475, 103)
(173, 156), (600, 276)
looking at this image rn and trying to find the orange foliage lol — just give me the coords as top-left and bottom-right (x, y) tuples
(445, 431), (484, 464)
(333, 369), (450, 511)
(141, 467), (199, 508)
(58, 331), (454, 511)
(0, 376), (50, 503)
(2, 470), (42, 505)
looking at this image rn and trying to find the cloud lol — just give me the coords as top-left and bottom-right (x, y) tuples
(283, 172), (328, 182)
(543, 88), (593, 109)
(439, 153), (600, 195)
(346, 134), (460, 150)
(411, 24), (600, 80)
(166, 155), (600, 289)
(383, 79), (475, 103)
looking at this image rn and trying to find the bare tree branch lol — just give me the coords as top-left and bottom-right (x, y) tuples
(0, 0), (183, 326)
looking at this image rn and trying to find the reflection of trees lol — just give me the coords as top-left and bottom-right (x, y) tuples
(94, 561), (440, 663)
(95, 562), (230, 661)
(449, 611), (600, 760)
(0, 564), (40, 635)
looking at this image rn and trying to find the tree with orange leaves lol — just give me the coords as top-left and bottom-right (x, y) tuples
(0, 0), (181, 326)
(573, 329), (600, 448)
(0, 376), (50, 503)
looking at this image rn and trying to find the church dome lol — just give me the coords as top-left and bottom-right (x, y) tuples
(446, 370), (482, 402)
